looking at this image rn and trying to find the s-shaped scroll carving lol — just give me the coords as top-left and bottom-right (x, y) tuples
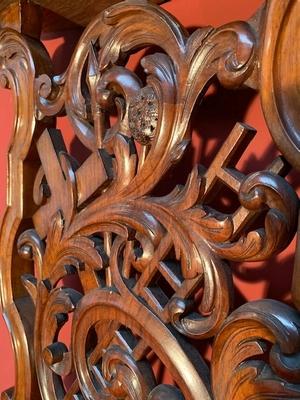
(212, 300), (300, 399)
(0, 29), (54, 399)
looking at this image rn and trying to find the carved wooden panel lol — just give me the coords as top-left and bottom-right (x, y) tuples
(0, 1), (299, 399)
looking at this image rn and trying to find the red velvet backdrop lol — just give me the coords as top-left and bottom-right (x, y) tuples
(1, 0), (299, 392)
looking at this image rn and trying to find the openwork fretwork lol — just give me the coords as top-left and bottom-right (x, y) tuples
(0, 1), (300, 399)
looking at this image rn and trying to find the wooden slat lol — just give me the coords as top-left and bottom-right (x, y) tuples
(0, 0), (168, 34)
(0, 1), (42, 38)
(33, 0), (168, 27)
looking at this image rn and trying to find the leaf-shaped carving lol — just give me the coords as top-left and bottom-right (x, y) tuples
(34, 0), (257, 199)
(212, 300), (300, 399)
(168, 251), (233, 339)
(34, 281), (82, 399)
(72, 288), (211, 400)
(210, 172), (298, 261)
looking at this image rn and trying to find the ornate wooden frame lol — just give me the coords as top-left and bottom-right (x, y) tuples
(0, 0), (300, 399)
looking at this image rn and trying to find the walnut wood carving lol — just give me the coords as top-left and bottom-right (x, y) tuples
(0, 1), (299, 399)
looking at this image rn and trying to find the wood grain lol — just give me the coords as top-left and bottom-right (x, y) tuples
(0, 0), (168, 33)
(0, 0), (299, 399)
(34, 0), (168, 27)
(0, 1), (42, 38)
(261, 0), (300, 170)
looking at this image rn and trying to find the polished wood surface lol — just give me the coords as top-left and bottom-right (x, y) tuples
(0, 0), (299, 399)
(261, 0), (300, 170)
(33, 0), (167, 27)
(0, 1), (42, 38)
(0, 0), (168, 33)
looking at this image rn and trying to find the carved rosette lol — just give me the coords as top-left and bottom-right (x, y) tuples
(0, 1), (300, 399)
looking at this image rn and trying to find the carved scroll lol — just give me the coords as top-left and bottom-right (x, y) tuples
(0, 1), (299, 399)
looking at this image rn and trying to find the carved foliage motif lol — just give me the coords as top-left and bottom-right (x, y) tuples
(0, 1), (300, 399)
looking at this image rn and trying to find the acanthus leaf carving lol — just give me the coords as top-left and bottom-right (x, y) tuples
(212, 300), (300, 400)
